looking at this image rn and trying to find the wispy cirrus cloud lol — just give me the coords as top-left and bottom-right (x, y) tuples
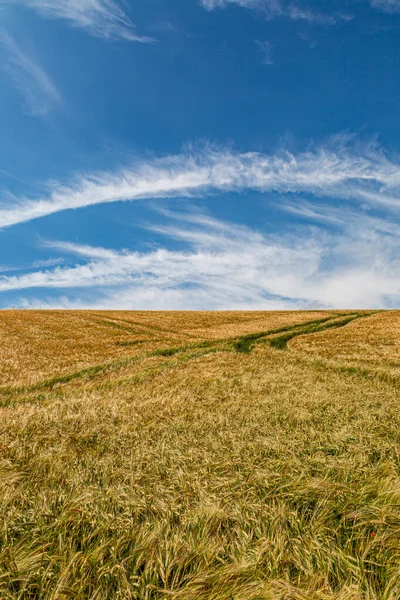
(0, 0), (154, 42)
(200, 0), (341, 24)
(370, 0), (400, 13)
(256, 40), (274, 65)
(1, 32), (61, 116)
(2, 209), (400, 309)
(1, 141), (400, 229)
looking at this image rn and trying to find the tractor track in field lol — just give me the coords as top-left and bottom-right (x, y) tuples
(0, 311), (382, 407)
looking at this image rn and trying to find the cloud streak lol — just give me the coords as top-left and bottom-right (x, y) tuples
(256, 40), (274, 65)
(1, 33), (61, 116)
(1, 0), (154, 42)
(370, 0), (400, 13)
(200, 0), (339, 24)
(2, 209), (399, 309)
(2, 142), (400, 229)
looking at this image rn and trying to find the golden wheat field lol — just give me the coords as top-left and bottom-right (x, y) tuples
(1, 309), (400, 600)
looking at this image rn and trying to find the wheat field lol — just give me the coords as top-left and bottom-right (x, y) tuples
(1, 309), (400, 599)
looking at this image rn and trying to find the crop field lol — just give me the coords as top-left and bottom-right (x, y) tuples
(1, 309), (400, 599)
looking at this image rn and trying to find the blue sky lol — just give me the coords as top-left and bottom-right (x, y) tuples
(0, 0), (400, 309)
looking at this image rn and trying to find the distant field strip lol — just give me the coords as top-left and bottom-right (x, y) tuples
(0, 312), (377, 407)
(89, 314), (196, 339)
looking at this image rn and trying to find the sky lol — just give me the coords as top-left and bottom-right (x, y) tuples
(0, 0), (400, 309)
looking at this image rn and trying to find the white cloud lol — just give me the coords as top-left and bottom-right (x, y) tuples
(1, 0), (154, 42)
(1, 33), (61, 116)
(256, 40), (274, 65)
(2, 142), (400, 229)
(370, 0), (400, 13)
(200, 0), (340, 24)
(201, 0), (269, 9)
(2, 209), (400, 309)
